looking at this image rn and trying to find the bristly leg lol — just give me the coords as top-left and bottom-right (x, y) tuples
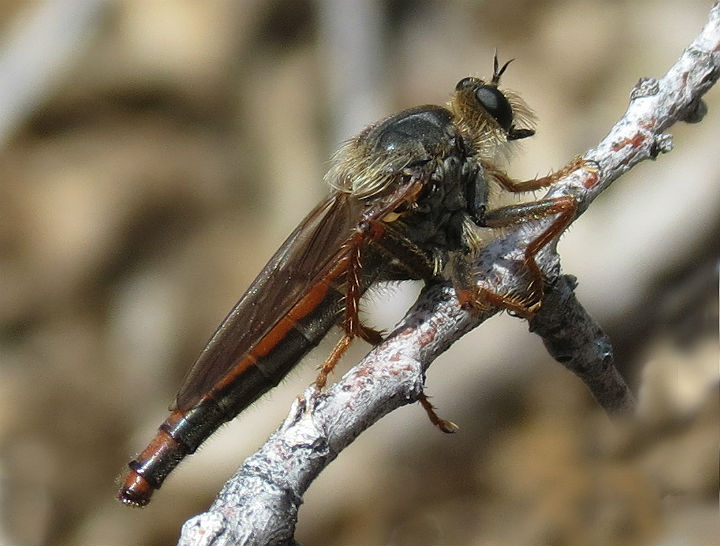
(315, 334), (353, 390)
(419, 393), (459, 433)
(482, 195), (577, 313)
(314, 223), (384, 390)
(457, 158), (589, 316)
(482, 156), (590, 193)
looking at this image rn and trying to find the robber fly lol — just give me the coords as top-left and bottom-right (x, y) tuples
(118, 55), (578, 506)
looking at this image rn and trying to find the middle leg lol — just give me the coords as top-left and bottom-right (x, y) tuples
(462, 195), (577, 316)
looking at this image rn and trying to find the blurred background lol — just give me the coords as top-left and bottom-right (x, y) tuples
(0, 0), (717, 544)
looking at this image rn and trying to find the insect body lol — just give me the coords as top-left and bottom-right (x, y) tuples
(118, 56), (577, 506)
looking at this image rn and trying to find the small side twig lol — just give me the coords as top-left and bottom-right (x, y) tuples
(179, 4), (720, 545)
(529, 274), (635, 416)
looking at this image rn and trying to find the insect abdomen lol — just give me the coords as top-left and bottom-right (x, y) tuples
(118, 286), (346, 506)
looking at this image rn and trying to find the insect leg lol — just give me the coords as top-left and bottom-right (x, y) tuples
(314, 222), (385, 389)
(314, 219), (462, 434)
(314, 333), (353, 389)
(419, 393), (459, 433)
(368, 223), (468, 433)
(371, 222), (438, 280)
(479, 195), (577, 314)
(482, 157), (589, 193)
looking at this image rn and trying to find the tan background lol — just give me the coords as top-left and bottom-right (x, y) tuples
(0, 1), (717, 544)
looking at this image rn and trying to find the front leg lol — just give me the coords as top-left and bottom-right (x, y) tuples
(482, 156), (590, 193)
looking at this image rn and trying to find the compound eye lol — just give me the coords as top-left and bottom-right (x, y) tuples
(475, 85), (513, 132)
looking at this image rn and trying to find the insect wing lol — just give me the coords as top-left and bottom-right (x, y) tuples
(174, 191), (361, 410)
(173, 173), (428, 411)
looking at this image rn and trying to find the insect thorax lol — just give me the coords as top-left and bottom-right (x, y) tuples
(326, 106), (461, 198)
(327, 105), (489, 271)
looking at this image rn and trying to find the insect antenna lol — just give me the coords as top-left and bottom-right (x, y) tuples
(491, 51), (515, 85)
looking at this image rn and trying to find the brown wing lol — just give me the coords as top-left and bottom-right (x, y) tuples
(174, 174), (429, 411)
(174, 191), (358, 410)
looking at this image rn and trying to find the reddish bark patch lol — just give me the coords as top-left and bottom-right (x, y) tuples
(612, 132), (645, 152)
(582, 169), (600, 189)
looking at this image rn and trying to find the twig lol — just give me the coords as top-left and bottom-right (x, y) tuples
(529, 274), (635, 415)
(178, 4), (720, 545)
